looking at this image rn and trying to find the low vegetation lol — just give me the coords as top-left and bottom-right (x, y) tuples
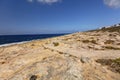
(31, 44), (35, 46)
(53, 42), (59, 46)
(30, 75), (37, 80)
(117, 43), (120, 45)
(82, 40), (97, 44)
(104, 40), (115, 44)
(82, 40), (90, 43)
(101, 26), (120, 33)
(88, 26), (120, 33)
(96, 58), (120, 73)
(104, 46), (120, 50)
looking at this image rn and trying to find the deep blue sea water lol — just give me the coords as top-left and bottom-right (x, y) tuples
(0, 34), (67, 45)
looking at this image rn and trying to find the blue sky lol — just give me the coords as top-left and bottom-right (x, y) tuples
(0, 0), (120, 35)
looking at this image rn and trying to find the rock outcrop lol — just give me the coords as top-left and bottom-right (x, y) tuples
(0, 26), (120, 80)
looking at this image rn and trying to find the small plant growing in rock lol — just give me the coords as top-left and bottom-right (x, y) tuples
(96, 58), (120, 73)
(117, 43), (120, 45)
(113, 58), (120, 65)
(82, 40), (90, 43)
(31, 44), (35, 46)
(104, 40), (114, 44)
(91, 40), (97, 44)
(53, 42), (59, 46)
(82, 40), (97, 44)
(104, 46), (120, 50)
(30, 75), (37, 80)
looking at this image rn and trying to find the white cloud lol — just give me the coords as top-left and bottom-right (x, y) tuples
(104, 0), (120, 8)
(27, 0), (33, 2)
(37, 0), (61, 4)
(27, 0), (61, 4)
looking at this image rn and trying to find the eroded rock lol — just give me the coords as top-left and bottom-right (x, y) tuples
(81, 56), (90, 63)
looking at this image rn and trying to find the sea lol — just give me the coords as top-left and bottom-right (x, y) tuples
(0, 34), (67, 46)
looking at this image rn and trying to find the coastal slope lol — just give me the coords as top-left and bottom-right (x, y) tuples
(0, 26), (120, 80)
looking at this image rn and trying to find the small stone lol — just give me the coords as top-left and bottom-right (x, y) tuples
(81, 56), (90, 63)
(64, 54), (70, 57)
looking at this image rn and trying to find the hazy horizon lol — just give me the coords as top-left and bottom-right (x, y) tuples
(0, 0), (120, 35)
(0, 32), (72, 35)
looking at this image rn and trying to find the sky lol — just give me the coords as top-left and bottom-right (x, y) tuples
(0, 0), (120, 35)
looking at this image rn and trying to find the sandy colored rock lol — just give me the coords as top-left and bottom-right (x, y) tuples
(0, 26), (120, 80)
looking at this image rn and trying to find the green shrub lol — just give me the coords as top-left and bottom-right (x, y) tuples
(53, 42), (59, 46)
(113, 58), (120, 65)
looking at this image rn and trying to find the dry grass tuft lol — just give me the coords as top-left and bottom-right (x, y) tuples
(53, 42), (59, 46)
(82, 40), (97, 44)
(104, 40), (115, 44)
(104, 46), (120, 50)
(96, 58), (120, 73)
